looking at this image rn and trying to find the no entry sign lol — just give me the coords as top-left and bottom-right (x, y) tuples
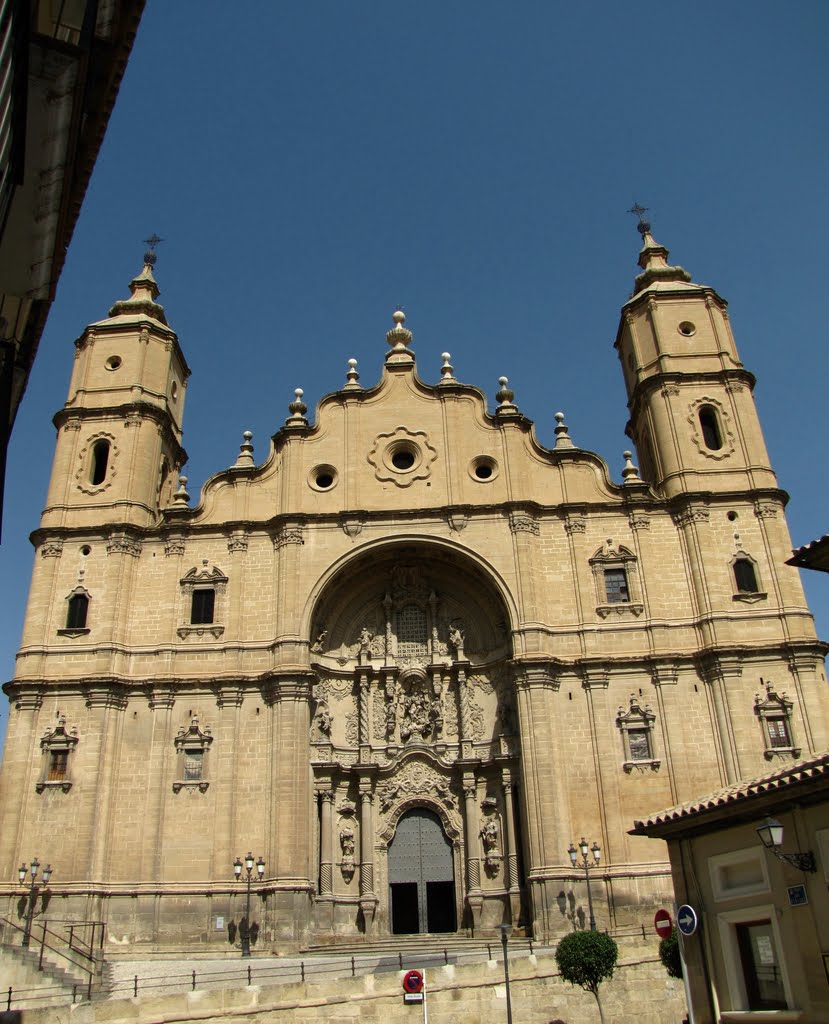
(402, 969), (424, 994)
(654, 908), (673, 939)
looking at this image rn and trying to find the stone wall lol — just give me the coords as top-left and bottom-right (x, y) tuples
(10, 944), (686, 1024)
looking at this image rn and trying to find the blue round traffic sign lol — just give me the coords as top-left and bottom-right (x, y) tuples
(676, 904), (698, 936)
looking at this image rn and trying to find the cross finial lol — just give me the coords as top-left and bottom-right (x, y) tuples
(142, 233), (164, 267)
(627, 203), (650, 237)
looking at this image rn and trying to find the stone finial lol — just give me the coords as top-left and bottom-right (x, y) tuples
(439, 352), (456, 384)
(385, 308), (414, 364)
(286, 388), (308, 426)
(628, 207), (693, 294)
(495, 376), (519, 416)
(554, 411), (575, 449)
(622, 450), (643, 484)
(344, 358), (361, 390)
(172, 475), (190, 507)
(234, 430), (254, 467)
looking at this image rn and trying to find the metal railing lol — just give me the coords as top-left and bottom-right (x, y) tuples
(0, 915), (105, 1001)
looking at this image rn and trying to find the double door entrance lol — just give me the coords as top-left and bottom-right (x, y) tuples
(388, 808), (456, 934)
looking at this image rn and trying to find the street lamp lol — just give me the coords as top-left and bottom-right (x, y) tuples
(756, 818), (816, 872)
(233, 852), (265, 957)
(18, 858), (52, 947)
(568, 837), (601, 930)
(500, 923), (513, 1024)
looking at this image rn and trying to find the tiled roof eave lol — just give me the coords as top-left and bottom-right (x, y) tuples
(631, 751), (829, 838)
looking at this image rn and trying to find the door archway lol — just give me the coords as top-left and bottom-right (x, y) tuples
(388, 808), (456, 934)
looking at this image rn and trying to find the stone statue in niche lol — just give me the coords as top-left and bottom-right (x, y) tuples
(398, 671), (441, 743)
(339, 826), (355, 882)
(311, 630), (328, 654)
(480, 817), (501, 874)
(359, 627), (373, 653)
(448, 621), (465, 658)
(312, 702), (332, 739)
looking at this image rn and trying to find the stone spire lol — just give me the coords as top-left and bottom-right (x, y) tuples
(628, 206), (693, 296)
(107, 235), (168, 323)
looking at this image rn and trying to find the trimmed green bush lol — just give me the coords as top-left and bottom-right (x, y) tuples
(659, 928), (683, 979)
(555, 930), (618, 1024)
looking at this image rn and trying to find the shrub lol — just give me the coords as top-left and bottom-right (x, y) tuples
(555, 930), (618, 1024)
(659, 928), (683, 979)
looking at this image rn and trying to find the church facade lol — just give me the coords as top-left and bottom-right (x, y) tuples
(1, 225), (827, 951)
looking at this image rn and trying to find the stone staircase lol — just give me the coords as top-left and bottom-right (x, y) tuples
(0, 943), (93, 1009)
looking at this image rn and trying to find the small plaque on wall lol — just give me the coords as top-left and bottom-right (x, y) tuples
(216, 916), (225, 929)
(787, 884), (808, 907)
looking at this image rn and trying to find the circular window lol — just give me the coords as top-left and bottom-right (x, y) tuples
(384, 441), (421, 475)
(309, 465), (338, 491)
(469, 456), (498, 482)
(392, 449), (415, 470)
(80, 545), (92, 556)
(678, 321), (696, 337)
(727, 510), (738, 522)
(105, 355), (122, 370)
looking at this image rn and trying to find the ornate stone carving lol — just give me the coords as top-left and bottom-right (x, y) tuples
(509, 512), (539, 536)
(339, 826), (356, 882)
(312, 701), (332, 739)
(564, 517), (586, 534)
(227, 531), (249, 552)
(164, 536), (186, 557)
(660, 385), (681, 397)
(344, 710), (359, 746)
(671, 506), (710, 527)
(40, 540), (64, 558)
(629, 514), (650, 531)
(754, 503), (778, 519)
(378, 762), (457, 814)
(480, 817), (501, 874)
(272, 525), (305, 549)
(107, 533), (142, 557)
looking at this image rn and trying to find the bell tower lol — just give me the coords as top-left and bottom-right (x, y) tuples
(40, 242), (189, 531)
(615, 214), (777, 499)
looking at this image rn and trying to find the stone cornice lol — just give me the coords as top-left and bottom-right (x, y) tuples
(626, 367), (756, 422)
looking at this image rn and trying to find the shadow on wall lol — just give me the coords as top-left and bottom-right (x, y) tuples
(556, 890), (585, 930)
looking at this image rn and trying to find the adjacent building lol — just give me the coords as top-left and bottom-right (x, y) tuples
(1, 223), (827, 951)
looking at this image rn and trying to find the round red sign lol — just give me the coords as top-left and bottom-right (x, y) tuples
(403, 969), (424, 993)
(654, 908), (673, 939)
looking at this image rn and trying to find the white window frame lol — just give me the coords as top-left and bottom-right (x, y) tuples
(708, 846), (770, 903)
(716, 905), (794, 1013)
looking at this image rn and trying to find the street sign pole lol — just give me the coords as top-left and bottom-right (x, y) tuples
(422, 969), (428, 1024)
(675, 903), (697, 1024)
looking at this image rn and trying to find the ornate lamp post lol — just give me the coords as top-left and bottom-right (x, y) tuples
(233, 852), (265, 957)
(568, 837), (601, 930)
(18, 858), (52, 947)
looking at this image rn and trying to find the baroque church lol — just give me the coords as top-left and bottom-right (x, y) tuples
(1, 223), (827, 951)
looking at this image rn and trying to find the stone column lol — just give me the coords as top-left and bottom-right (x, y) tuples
(699, 656), (741, 785)
(456, 665), (474, 759)
(501, 770), (521, 924)
(358, 672), (371, 760)
(462, 773), (483, 931)
(359, 785), (377, 933)
(319, 790), (334, 897)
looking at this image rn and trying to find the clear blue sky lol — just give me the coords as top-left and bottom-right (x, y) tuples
(1, 1), (828, 746)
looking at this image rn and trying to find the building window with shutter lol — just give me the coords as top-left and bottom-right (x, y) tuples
(616, 695), (660, 773)
(754, 680), (799, 760)
(36, 717), (79, 793)
(173, 716), (213, 793)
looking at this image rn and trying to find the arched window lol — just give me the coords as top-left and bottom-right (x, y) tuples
(734, 558), (759, 594)
(66, 592), (89, 630)
(90, 439), (110, 485)
(698, 406), (723, 451)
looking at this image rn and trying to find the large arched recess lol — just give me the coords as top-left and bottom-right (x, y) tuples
(303, 536), (518, 661)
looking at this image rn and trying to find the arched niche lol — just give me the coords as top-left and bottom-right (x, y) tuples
(307, 540), (514, 672)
